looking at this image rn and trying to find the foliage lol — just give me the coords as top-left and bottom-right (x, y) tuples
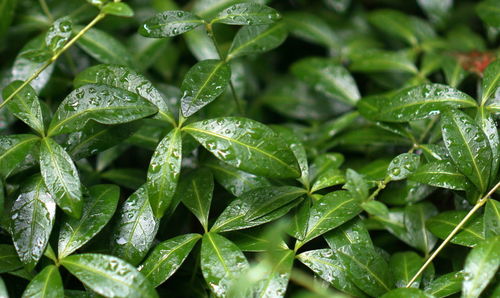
(0, 0), (499, 297)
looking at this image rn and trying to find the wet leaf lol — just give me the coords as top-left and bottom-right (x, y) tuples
(0, 244), (23, 273)
(409, 160), (473, 191)
(139, 11), (204, 38)
(389, 252), (424, 288)
(254, 249), (294, 297)
(102, 2), (134, 17)
(212, 3), (280, 25)
(0, 134), (39, 178)
(46, 17), (72, 53)
(179, 168), (213, 230)
(404, 202), (438, 254)
(484, 199), (500, 238)
(427, 211), (485, 247)
(424, 271), (463, 298)
(342, 169), (369, 201)
(60, 253), (158, 298)
(21, 265), (63, 298)
(2, 80), (44, 134)
(387, 153), (420, 181)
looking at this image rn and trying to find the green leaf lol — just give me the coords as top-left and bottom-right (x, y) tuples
(272, 126), (309, 184)
(476, 107), (499, 186)
(404, 202), (438, 254)
(485, 199), (500, 238)
(111, 185), (159, 266)
(11, 176), (55, 271)
(476, 0), (500, 27)
(48, 84), (158, 136)
(147, 128), (182, 219)
(227, 22), (288, 60)
(180, 59), (231, 117)
(311, 168), (344, 193)
(291, 57), (360, 105)
(184, 27), (219, 60)
(462, 236), (500, 298)
(140, 234), (201, 287)
(102, 2), (134, 17)
(336, 244), (393, 296)
(230, 227), (289, 252)
(441, 55), (468, 88)
(349, 50), (417, 74)
(140, 11), (205, 38)
(324, 217), (374, 250)
(21, 265), (63, 298)
(201, 232), (249, 297)
(441, 109), (492, 192)
(309, 153), (344, 181)
(40, 138), (82, 218)
(387, 153), (420, 181)
(184, 117), (300, 178)
(298, 249), (367, 297)
(0, 134), (39, 178)
(58, 184), (120, 258)
(0, 244), (23, 273)
(358, 84), (477, 122)
(74, 64), (174, 123)
(301, 191), (362, 243)
(417, 0), (453, 25)
(427, 211), (485, 247)
(45, 17), (72, 53)
(179, 168), (213, 230)
(211, 3), (280, 25)
(480, 60), (500, 105)
(0, 0), (16, 40)
(409, 160), (473, 191)
(2, 80), (44, 134)
(389, 252), (424, 288)
(362, 201), (389, 218)
(205, 158), (271, 196)
(284, 12), (338, 48)
(380, 288), (429, 298)
(368, 9), (418, 45)
(343, 169), (369, 201)
(424, 271), (463, 298)
(254, 249), (294, 297)
(60, 253), (158, 298)
(211, 186), (306, 232)
(100, 168), (145, 190)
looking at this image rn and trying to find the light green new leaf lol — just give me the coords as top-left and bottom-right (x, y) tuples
(441, 109), (492, 192)
(21, 265), (63, 298)
(40, 138), (82, 218)
(291, 57), (360, 105)
(476, 0), (500, 27)
(211, 186), (306, 232)
(298, 249), (367, 297)
(301, 191), (362, 243)
(0, 134), (39, 178)
(480, 60), (500, 105)
(424, 271), (463, 298)
(179, 168), (213, 230)
(212, 3), (280, 25)
(180, 59), (231, 117)
(45, 17), (72, 53)
(427, 211), (485, 247)
(74, 64), (174, 123)
(387, 153), (420, 181)
(11, 176), (55, 271)
(409, 160), (473, 191)
(61, 253), (158, 298)
(140, 234), (201, 287)
(111, 185), (159, 266)
(484, 199), (500, 238)
(102, 2), (134, 17)
(2, 81), (44, 134)
(147, 128), (182, 219)
(389, 252), (424, 288)
(358, 84), (477, 122)
(48, 84), (158, 136)
(0, 244), (23, 273)
(58, 184), (120, 258)
(227, 22), (288, 60)
(462, 236), (500, 298)
(201, 233), (249, 297)
(184, 117), (300, 178)
(140, 11), (204, 38)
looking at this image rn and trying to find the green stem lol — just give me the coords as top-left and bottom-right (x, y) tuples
(205, 23), (245, 115)
(0, 12), (107, 110)
(405, 180), (500, 287)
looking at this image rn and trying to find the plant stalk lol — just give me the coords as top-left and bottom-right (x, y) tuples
(405, 180), (500, 287)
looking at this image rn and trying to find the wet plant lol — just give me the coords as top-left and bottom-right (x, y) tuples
(0, 0), (499, 297)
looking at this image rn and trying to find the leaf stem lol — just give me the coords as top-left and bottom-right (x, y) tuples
(405, 180), (500, 287)
(0, 12), (107, 110)
(205, 23), (245, 115)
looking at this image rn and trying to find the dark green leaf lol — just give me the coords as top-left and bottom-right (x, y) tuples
(368, 9), (418, 45)
(140, 234), (202, 287)
(45, 17), (72, 53)
(380, 288), (429, 298)
(404, 202), (438, 254)
(61, 253), (158, 298)
(387, 153), (420, 181)
(179, 168), (213, 230)
(342, 169), (369, 202)
(0, 0), (16, 39)
(100, 168), (145, 190)
(0, 244), (23, 273)
(102, 2), (134, 17)
(227, 22), (288, 60)
(349, 50), (417, 74)
(324, 217), (374, 250)
(284, 12), (338, 48)
(180, 59), (231, 117)
(389, 252), (424, 288)
(476, 0), (500, 27)
(462, 236), (500, 298)
(424, 271), (463, 298)
(111, 185), (159, 266)
(58, 184), (120, 258)
(409, 160), (473, 191)
(22, 265), (63, 298)
(427, 211), (485, 247)
(441, 109), (492, 192)
(311, 168), (344, 193)
(476, 107), (499, 186)
(0, 134), (39, 178)
(417, 0), (453, 25)
(484, 199), (500, 238)
(147, 128), (182, 219)
(211, 3), (280, 25)
(184, 117), (300, 178)
(362, 201), (389, 217)
(201, 232), (249, 296)
(480, 60), (500, 105)
(254, 249), (294, 297)
(140, 11), (204, 38)
(48, 84), (158, 136)
(2, 80), (44, 134)
(11, 176), (55, 270)
(40, 137), (82, 218)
